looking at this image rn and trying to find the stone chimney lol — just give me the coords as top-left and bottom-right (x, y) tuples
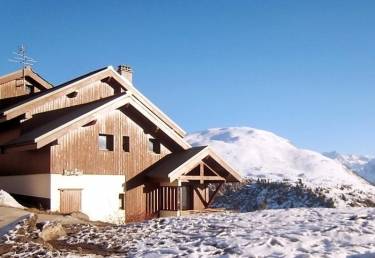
(117, 65), (133, 82)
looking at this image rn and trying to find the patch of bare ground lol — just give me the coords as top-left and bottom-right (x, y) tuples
(49, 239), (128, 256)
(0, 244), (12, 256)
(47, 224), (129, 256)
(0, 213), (123, 257)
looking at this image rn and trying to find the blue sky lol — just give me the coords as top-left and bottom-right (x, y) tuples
(1, 1), (375, 155)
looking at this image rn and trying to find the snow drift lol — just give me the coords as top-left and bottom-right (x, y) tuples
(186, 127), (375, 207)
(0, 190), (24, 209)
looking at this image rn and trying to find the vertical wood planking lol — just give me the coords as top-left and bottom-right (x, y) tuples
(60, 189), (81, 213)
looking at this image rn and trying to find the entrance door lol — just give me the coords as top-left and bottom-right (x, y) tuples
(181, 186), (192, 210)
(59, 189), (82, 214)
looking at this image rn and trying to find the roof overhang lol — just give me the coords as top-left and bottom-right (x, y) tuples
(2, 93), (190, 153)
(0, 66), (186, 138)
(168, 146), (243, 183)
(0, 67), (52, 90)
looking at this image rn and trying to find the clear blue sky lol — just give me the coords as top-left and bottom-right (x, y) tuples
(1, 1), (375, 155)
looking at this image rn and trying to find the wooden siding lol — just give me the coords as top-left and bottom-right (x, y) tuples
(192, 184), (209, 210)
(50, 108), (171, 221)
(50, 109), (170, 175)
(0, 147), (50, 175)
(0, 78), (40, 100)
(59, 189), (82, 213)
(30, 81), (121, 117)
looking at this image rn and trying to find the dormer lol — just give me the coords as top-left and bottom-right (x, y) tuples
(0, 67), (52, 101)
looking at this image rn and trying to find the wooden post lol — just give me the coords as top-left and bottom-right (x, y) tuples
(177, 180), (182, 216)
(200, 163), (204, 185)
(158, 186), (162, 216)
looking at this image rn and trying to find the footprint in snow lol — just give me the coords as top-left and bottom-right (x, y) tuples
(267, 237), (285, 247)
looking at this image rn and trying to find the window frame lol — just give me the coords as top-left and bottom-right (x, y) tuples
(98, 134), (114, 151)
(118, 193), (125, 210)
(148, 138), (161, 154)
(123, 136), (130, 152)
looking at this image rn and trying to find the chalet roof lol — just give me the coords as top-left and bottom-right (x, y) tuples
(0, 67), (53, 110)
(0, 66), (186, 138)
(3, 95), (120, 149)
(2, 93), (190, 152)
(0, 67), (107, 115)
(142, 146), (243, 183)
(0, 67), (53, 90)
(144, 146), (207, 179)
(0, 93), (43, 110)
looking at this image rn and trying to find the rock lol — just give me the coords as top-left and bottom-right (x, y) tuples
(25, 214), (38, 232)
(70, 211), (90, 221)
(0, 244), (12, 256)
(36, 222), (46, 231)
(39, 222), (66, 242)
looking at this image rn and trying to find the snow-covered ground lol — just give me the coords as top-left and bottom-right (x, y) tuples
(186, 127), (375, 207)
(2, 208), (375, 257)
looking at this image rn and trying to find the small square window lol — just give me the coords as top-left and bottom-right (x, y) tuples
(119, 193), (125, 210)
(148, 138), (161, 154)
(99, 134), (114, 151)
(25, 85), (34, 94)
(123, 136), (130, 152)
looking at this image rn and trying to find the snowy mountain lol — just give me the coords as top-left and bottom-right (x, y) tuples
(323, 151), (375, 185)
(186, 127), (375, 207)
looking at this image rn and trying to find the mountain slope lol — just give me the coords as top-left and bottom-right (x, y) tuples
(186, 127), (375, 207)
(323, 151), (375, 184)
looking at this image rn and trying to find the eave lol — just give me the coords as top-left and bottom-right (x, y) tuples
(2, 93), (190, 153)
(0, 66), (186, 138)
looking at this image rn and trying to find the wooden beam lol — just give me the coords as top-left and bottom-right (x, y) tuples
(179, 175), (225, 181)
(199, 162), (204, 184)
(4, 142), (37, 153)
(202, 162), (222, 177)
(0, 70), (22, 85)
(193, 186), (208, 208)
(207, 182), (224, 207)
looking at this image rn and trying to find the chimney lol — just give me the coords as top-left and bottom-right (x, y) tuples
(117, 65), (133, 82)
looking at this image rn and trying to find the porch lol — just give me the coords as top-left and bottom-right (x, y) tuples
(145, 181), (226, 218)
(142, 146), (242, 218)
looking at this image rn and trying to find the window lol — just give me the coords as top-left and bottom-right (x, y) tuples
(25, 85), (33, 94)
(123, 136), (130, 152)
(66, 91), (78, 98)
(98, 134), (114, 151)
(148, 138), (161, 154)
(119, 193), (125, 210)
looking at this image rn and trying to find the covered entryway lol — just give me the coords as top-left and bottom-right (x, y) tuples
(141, 146), (242, 218)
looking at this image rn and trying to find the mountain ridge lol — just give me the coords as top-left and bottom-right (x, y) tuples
(323, 151), (375, 185)
(186, 126), (375, 208)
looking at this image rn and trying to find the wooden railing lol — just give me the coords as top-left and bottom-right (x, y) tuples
(146, 186), (179, 215)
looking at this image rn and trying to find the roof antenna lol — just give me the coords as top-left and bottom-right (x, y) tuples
(9, 44), (37, 89)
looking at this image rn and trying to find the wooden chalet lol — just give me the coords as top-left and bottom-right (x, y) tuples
(0, 65), (242, 222)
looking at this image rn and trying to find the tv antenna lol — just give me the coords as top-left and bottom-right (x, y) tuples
(9, 44), (37, 88)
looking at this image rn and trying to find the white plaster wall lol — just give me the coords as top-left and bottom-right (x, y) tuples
(0, 174), (51, 198)
(50, 174), (125, 223)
